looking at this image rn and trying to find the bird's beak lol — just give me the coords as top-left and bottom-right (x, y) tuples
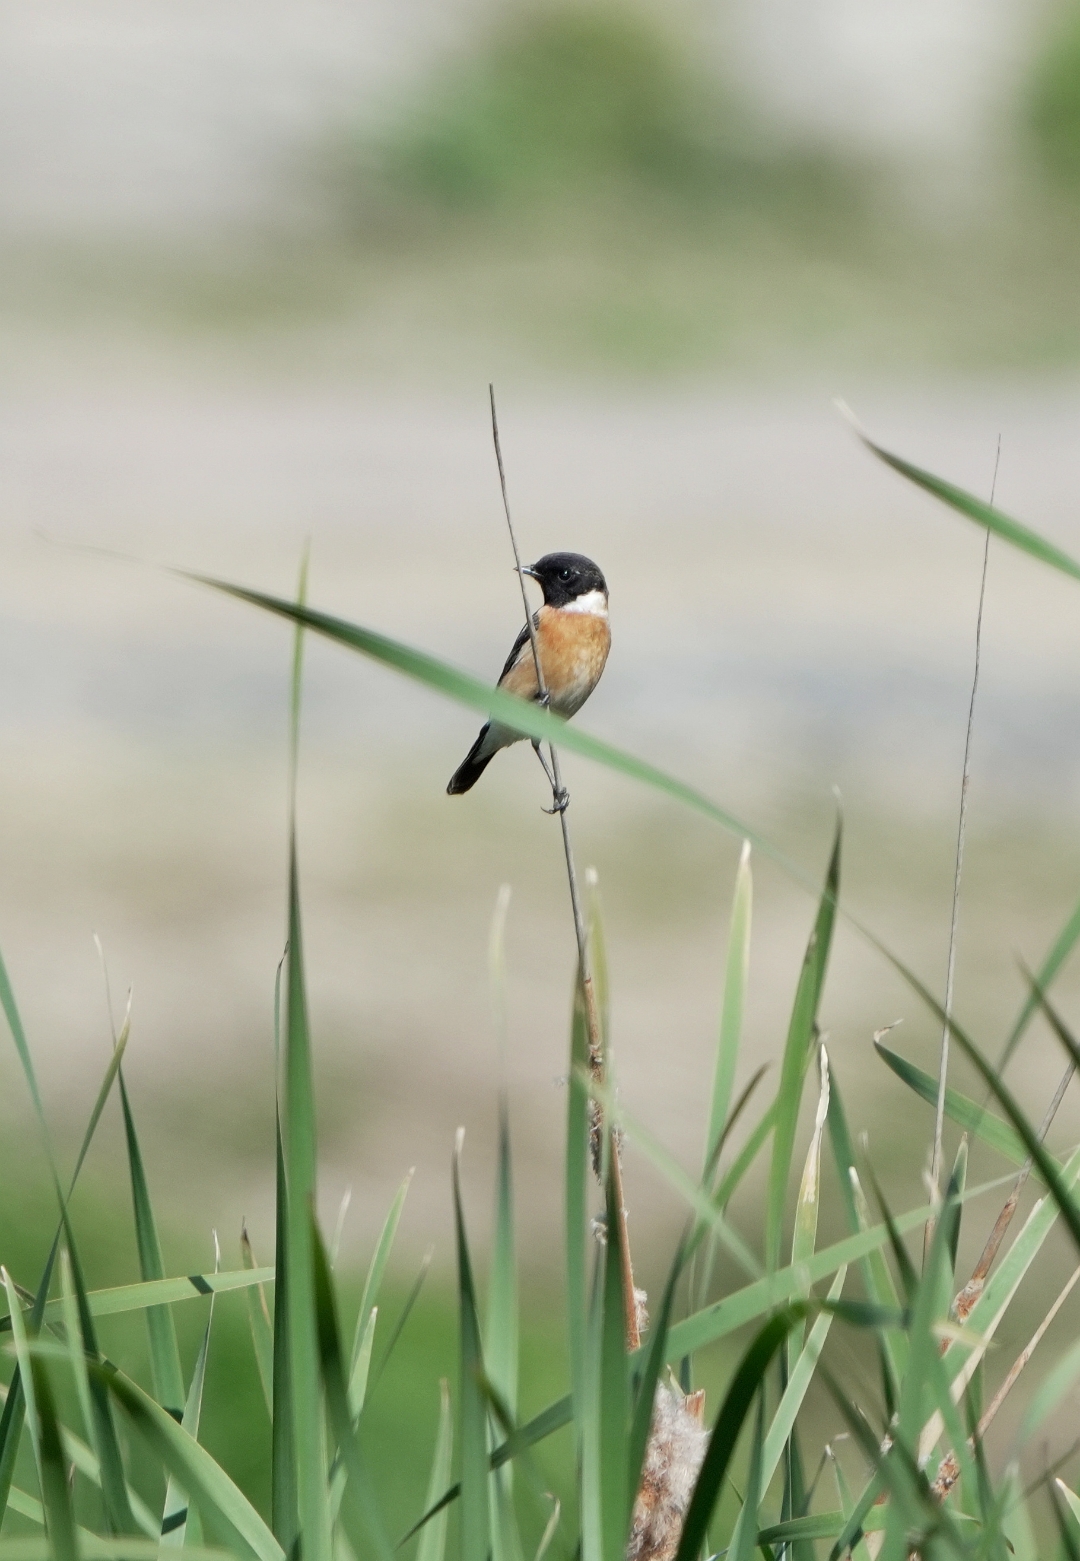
(519, 565), (540, 581)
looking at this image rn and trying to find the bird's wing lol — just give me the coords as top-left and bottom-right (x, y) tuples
(497, 614), (540, 687)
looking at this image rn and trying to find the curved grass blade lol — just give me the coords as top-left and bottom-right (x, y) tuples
(452, 1132), (490, 1561)
(118, 1070), (185, 1418)
(1002, 889), (1080, 1070)
(486, 1103), (517, 1428)
(672, 1310), (799, 1561)
(765, 822), (840, 1270)
(96, 1364), (284, 1561)
(727, 1391), (764, 1561)
(350, 1170), (414, 1408)
(416, 1383), (453, 1561)
(270, 1118), (295, 1549)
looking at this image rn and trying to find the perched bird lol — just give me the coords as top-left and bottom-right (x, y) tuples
(447, 551), (610, 797)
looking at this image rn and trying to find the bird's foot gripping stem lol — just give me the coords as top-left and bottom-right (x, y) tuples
(543, 788), (570, 815)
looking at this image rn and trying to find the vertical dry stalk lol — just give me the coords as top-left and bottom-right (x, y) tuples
(489, 386), (641, 1350)
(926, 439), (999, 1262)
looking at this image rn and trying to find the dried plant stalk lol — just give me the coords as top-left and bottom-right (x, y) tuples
(627, 1382), (709, 1561)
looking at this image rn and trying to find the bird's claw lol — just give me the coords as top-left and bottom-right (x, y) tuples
(543, 788), (570, 815)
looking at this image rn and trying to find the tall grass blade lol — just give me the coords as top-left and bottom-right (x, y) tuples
(727, 1392), (764, 1561)
(706, 842), (752, 1175)
(270, 1120), (295, 1549)
(452, 1133), (490, 1561)
(417, 1383), (453, 1561)
(310, 1214), (394, 1561)
(118, 1071), (185, 1418)
(279, 837), (332, 1561)
(7, 1270), (273, 1334)
(671, 1310), (799, 1561)
(31, 1354), (78, 1561)
(160, 1247), (218, 1551)
(97, 1365), (284, 1561)
(2, 1269), (42, 1482)
(240, 1224), (273, 1418)
(765, 823), (840, 1270)
(486, 1105), (518, 1426)
(349, 1170), (413, 1401)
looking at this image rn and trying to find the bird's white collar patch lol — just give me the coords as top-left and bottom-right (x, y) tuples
(559, 589), (608, 617)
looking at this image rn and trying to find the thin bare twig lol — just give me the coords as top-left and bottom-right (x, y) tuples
(488, 385), (641, 1350)
(927, 437), (1000, 1260)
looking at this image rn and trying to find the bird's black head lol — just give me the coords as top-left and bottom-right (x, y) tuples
(523, 552), (608, 610)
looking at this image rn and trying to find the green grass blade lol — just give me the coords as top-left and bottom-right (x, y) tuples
(763, 1267), (845, 1489)
(96, 1364), (283, 1561)
(416, 1383), (453, 1561)
(5, 1269), (275, 1333)
(486, 1104), (517, 1426)
(849, 417), (1080, 586)
(727, 1391), (765, 1561)
(2, 1269), (42, 1481)
(1002, 889), (1080, 1068)
(310, 1213), (394, 1561)
(565, 969), (591, 1434)
(118, 1071), (185, 1418)
(31, 1354), (78, 1561)
(765, 823), (840, 1269)
(59, 1249), (94, 1453)
(706, 842), (752, 1174)
(347, 1306), (378, 1421)
(240, 1223), (273, 1418)
(672, 1311), (798, 1561)
(452, 1132), (490, 1561)
(874, 1042), (1030, 1169)
(350, 1170), (414, 1396)
(270, 1118), (296, 1549)
(280, 837), (332, 1561)
(160, 1276), (217, 1549)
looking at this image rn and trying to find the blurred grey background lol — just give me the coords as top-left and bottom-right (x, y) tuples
(4, 0), (1080, 1317)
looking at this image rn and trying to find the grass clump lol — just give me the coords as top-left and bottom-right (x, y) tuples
(7, 430), (1080, 1558)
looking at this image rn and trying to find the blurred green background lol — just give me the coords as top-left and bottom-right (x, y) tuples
(5, 0), (1080, 1527)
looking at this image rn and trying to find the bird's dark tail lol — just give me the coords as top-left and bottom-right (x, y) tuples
(447, 725), (495, 795)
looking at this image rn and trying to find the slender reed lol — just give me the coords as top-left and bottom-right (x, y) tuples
(926, 438), (999, 1258)
(489, 385), (641, 1349)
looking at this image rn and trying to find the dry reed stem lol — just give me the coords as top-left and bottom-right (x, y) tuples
(489, 385), (642, 1351)
(626, 1382), (708, 1561)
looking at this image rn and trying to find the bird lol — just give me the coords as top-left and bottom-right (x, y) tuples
(447, 551), (610, 799)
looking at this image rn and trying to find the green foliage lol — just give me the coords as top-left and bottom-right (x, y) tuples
(1029, 4), (1080, 185)
(9, 460), (1080, 1559)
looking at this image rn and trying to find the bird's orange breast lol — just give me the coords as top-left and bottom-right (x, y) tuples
(500, 605), (610, 717)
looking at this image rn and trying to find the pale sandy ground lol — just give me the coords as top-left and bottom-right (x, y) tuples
(3, 365), (1080, 1302)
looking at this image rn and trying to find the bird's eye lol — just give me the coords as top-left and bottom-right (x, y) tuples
(559, 567), (573, 581)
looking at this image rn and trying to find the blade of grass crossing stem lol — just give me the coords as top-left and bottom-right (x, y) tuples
(598, 1150), (629, 1561)
(95, 1365), (283, 1561)
(349, 1170), (413, 1403)
(417, 1383), (454, 1561)
(672, 1311), (799, 1561)
(240, 1224), (273, 1419)
(564, 969), (591, 1433)
(280, 839), (331, 1561)
(874, 1043), (1030, 1169)
(453, 1133), (490, 1561)
(310, 1215), (394, 1561)
(160, 1284), (217, 1549)
(765, 824), (840, 1270)
(31, 1353), (77, 1561)
(705, 842), (752, 1175)
(118, 1071), (184, 1418)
